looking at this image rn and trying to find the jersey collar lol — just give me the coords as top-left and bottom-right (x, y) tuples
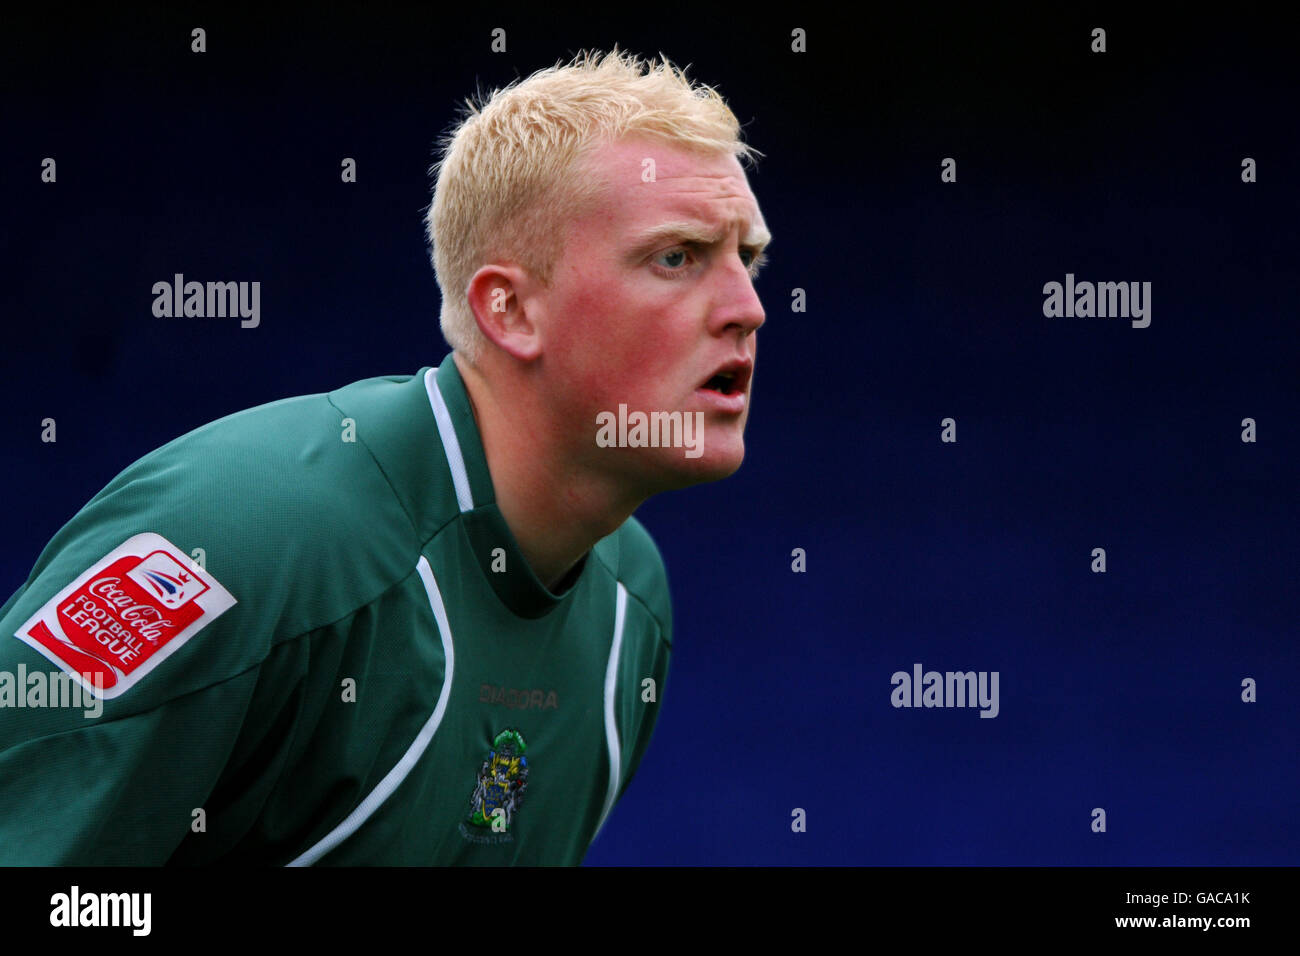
(428, 359), (585, 619)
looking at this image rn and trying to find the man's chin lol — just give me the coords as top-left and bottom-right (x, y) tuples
(590, 412), (748, 494)
(639, 439), (745, 492)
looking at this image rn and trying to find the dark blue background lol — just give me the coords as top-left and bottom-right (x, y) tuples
(1, 7), (1295, 865)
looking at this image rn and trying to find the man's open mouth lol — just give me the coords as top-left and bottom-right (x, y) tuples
(699, 361), (751, 396)
(702, 371), (738, 395)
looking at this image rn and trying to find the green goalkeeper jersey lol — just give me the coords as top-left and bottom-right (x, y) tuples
(0, 359), (672, 865)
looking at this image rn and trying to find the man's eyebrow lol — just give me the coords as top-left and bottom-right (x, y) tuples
(628, 220), (773, 256)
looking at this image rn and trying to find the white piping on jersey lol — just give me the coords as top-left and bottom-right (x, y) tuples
(424, 366), (474, 513)
(593, 582), (629, 839)
(286, 555), (456, 866)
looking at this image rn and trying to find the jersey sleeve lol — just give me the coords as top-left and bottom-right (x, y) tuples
(604, 516), (674, 804)
(0, 661), (263, 864)
(0, 513), (266, 864)
(0, 393), (380, 865)
(615, 606), (671, 803)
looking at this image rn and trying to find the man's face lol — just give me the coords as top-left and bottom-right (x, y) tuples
(532, 136), (769, 494)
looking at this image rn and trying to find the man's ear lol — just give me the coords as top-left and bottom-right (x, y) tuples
(466, 264), (542, 362)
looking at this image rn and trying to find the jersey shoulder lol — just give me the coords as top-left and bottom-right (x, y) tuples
(593, 514), (672, 645)
(2, 379), (426, 707)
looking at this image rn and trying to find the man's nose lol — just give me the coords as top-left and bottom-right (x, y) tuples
(707, 255), (766, 337)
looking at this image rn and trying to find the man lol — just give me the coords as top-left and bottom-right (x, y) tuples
(0, 49), (769, 864)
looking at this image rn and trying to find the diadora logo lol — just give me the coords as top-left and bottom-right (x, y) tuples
(479, 683), (558, 710)
(13, 533), (236, 699)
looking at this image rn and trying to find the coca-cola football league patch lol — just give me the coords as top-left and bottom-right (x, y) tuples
(13, 532), (236, 699)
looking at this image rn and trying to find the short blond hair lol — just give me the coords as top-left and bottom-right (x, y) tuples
(426, 48), (759, 364)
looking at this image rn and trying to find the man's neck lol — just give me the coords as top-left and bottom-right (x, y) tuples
(453, 352), (643, 591)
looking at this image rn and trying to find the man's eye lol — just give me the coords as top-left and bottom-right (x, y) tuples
(655, 249), (690, 269)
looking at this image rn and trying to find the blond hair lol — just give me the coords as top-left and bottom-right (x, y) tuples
(426, 48), (759, 363)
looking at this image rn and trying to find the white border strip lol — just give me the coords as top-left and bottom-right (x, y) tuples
(424, 367), (474, 513)
(287, 556), (456, 866)
(593, 583), (628, 838)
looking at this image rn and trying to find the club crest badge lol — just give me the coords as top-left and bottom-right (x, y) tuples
(466, 729), (529, 834)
